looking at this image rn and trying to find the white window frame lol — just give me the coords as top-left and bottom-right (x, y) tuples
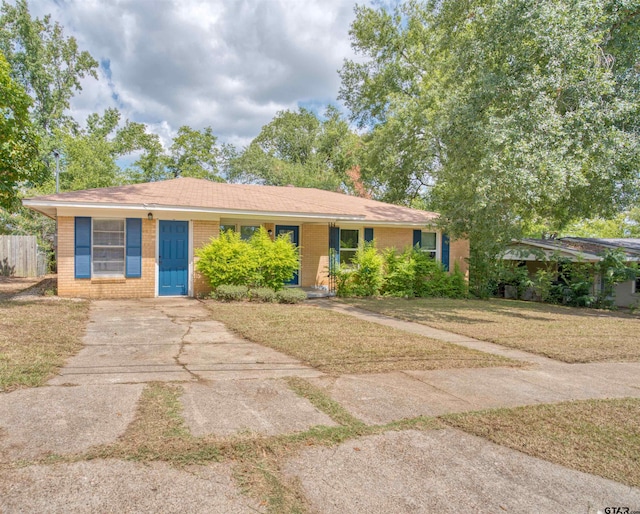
(420, 231), (438, 260)
(339, 228), (360, 266)
(92, 218), (126, 277)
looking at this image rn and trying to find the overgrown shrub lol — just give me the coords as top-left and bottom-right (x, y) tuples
(349, 242), (384, 296)
(275, 288), (308, 304)
(249, 287), (277, 302)
(381, 247), (415, 296)
(196, 231), (258, 288)
(334, 243), (468, 299)
(214, 285), (249, 301)
(196, 227), (298, 290)
(250, 228), (299, 290)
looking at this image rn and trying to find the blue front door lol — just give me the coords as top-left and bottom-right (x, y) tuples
(159, 221), (189, 296)
(275, 225), (299, 285)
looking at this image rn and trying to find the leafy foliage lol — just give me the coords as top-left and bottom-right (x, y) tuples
(0, 0), (99, 134)
(196, 227), (298, 291)
(274, 288), (308, 304)
(213, 285), (249, 302)
(340, 0), (640, 268)
(229, 106), (367, 195)
(0, 52), (43, 209)
(334, 243), (467, 299)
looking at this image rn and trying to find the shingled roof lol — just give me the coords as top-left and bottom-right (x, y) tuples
(23, 177), (438, 225)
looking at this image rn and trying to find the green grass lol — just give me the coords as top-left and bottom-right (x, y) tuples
(204, 301), (519, 374)
(0, 300), (89, 391)
(345, 297), (640, 362)
(443, 398), (640, 488)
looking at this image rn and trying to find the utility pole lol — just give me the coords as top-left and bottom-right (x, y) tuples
(53, 150), (60, 193)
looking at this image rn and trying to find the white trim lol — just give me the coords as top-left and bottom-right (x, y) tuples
(24, 199), (438, 226)
(23, 200), (366, 221)
(91, 217), (126, 278)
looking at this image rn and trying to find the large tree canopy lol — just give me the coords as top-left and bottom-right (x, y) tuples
(340, 0), (640, 244)
(229, 106), (365, 194)
(0, 51), (43, 209)
(0, 0), (98, 134)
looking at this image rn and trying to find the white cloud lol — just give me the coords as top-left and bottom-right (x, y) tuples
(26, 0), (363, 147)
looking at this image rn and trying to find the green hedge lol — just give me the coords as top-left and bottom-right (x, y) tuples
(334, 242), (468, 299)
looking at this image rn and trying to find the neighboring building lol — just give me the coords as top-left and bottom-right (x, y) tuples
(504, 237), (640, 308)
(23, 177), (468, 298)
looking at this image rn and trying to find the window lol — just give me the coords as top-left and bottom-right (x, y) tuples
(340, 229), (359, 265)
(92, 219), (125, 276)
(220, 224), (236, 233)
(634, 277), (640, 295)
(240, 225), (260, 241)
(421, 231), (437, 260)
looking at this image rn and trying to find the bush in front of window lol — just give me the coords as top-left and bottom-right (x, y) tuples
(249, 228), (299, 290)
(196, 227), (298, 290)
(334, 244), (468, 299)
(196, 230), (260, 288)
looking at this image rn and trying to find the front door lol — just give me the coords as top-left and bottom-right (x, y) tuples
(159, 220), (188, 296)
(275, 225), (299, 285)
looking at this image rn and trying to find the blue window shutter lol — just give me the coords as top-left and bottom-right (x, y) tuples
(329, 226), (340, 265)
(442, 233), (450, 271)
(364, 228), (374, 243)
(413, 229), (422, 248)
(126, 218), (142, 278)
(75, 217), (91, 279)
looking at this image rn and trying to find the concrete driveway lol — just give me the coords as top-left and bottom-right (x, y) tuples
(1, 297), (639, 513)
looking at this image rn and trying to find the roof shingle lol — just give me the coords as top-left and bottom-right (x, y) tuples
(25, 177), (438, 224)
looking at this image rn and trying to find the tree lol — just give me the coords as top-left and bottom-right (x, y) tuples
(0, 52), (43, 209)
(165, 126), (228, 181)
(340, 0), (640, 242)
(0, 0), (98, 134)
(229, 106), (366, 194)
(60, 108), (159, 190)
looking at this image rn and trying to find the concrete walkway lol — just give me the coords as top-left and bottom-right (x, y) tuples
(1, 297), (639, 513)
(312, 299), (640, 423)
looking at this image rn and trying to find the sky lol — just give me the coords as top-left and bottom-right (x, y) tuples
(26, 0), (368, 148)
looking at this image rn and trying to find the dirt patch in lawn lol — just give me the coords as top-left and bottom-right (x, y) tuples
(442, 398), (640, 488)
(0, 299), (89, 391)
(346, 297), (640, 363)
(204, 302), (518, 374)
(0, 276), (43, 298)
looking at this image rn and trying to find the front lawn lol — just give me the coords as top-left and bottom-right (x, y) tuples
(0, 300), (89, 391)
(443, 398), (640, 488)
(345, 297), (640, 363)
(204, 302), (519, 374)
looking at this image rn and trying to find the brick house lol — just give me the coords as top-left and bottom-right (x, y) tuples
(23, 177), (469, 298)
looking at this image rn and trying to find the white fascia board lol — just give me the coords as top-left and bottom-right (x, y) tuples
(22, 200), (366, 222)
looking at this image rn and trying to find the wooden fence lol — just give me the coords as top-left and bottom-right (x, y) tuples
(0, 235), (48, 277)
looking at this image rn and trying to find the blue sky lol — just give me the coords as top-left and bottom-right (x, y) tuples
(26, 0), (369, 148)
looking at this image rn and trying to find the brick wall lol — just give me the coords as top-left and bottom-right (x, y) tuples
(192, 220), (220, 297)
(57, 216), (156, 298)
(372, 227), (414, 253)
(300, 224), (329, 287)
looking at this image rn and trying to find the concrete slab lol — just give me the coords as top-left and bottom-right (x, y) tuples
(49, 299), (196, 385)
(310, 363), (640, 425)
(0, 460), (263, 513)
(284, 428), (640, 514)
(0, 384), (143, 461)
(181, 380), (337, 436)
